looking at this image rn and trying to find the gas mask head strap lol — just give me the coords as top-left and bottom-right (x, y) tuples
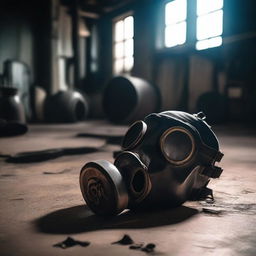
(198, 143), (224, 178)
(198, 143), (224, 164)
(201, 165), (223, 178)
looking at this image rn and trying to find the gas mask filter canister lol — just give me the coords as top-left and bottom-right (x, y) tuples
(79, 111), (224, 216)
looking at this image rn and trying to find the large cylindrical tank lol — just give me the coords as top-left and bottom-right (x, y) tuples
(103, 76), (160, 124)
(0, 87), (25, 123)
(44, 90), (89, 123)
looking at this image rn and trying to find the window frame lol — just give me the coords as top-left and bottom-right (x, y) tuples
(196, 0), (224, 50)
(112, 11), (134, 75)
(157, 0), (224, 53)
(164, 0), (188, 48)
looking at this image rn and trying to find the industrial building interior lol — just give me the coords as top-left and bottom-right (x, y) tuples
(0, 0), (256, 255)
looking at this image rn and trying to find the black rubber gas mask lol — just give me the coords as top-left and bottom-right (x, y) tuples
(80, 111), (224, 216)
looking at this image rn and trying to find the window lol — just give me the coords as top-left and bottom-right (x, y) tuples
(165, 0), (187, 48)
(196, 0), (224, 50)
(113, 15), (134, 74)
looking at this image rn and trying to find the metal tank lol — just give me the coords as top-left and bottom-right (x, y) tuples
(103, 75), (160, 124)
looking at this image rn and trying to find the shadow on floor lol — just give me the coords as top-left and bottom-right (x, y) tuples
(35, 205), (198, 234)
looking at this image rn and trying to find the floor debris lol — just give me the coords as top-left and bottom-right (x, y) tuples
(43, 169), (71, 175)
(2, 122), (256, 256)
(202, 208), (223, 215)
(241, 190), (254, 194)
(112, 234), (134, 245)
(112, 235), (157, 254)
(53, 237), (90, 249)
(141, 243), (156, 253)
(6, 147), (100, 163)
(0, 174), (16, 177)
(129, 243), (144, 250)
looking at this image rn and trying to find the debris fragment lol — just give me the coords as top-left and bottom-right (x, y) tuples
(202, 208), (222, 215)
(53, 237), (90, 249)
(205, 195), (215, 204)
(141, 243), (156, 253)
(241, 190), (254, 194)
(234, 204), (252, 211)
(129, 243), (144, 250)
(43, 169), (71, 175)
(112, 235), (157, 254)
(112, 234), (134, 245)
(7, 147), (99, 163)
(0, 174), (16, 177)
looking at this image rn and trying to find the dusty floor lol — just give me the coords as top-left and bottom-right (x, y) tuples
(0, 121), (256, 256)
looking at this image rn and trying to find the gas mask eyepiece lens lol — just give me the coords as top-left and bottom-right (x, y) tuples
(122, 120), (147, 150)
(160, 127), (196, 165)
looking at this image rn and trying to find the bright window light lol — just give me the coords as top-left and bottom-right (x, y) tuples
(114, 20), (124, 42)
(165, 0), (187, 25)
(124, 57), (134, 71)
(165, 22), (186, 47)
(115, 42), (124, 59)
(124, 39), (134, 57)
(197, 10), (223, 40)
(196, 36), (222, 50)
(124, 16), (134, 39)
(113, 15), (134, 74)
(197, 0), (223, 16)
(165, 0), (187, 48)
(114, 59), (124, 74)
(196, 0), (224, 50)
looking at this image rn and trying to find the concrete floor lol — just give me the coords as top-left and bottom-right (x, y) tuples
(0, 121), (256, 256)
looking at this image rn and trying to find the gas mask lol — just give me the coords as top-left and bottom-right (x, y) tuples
(80, 111), (224, 216)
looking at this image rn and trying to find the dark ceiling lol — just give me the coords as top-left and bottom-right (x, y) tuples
(78, 0), (137, 13)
